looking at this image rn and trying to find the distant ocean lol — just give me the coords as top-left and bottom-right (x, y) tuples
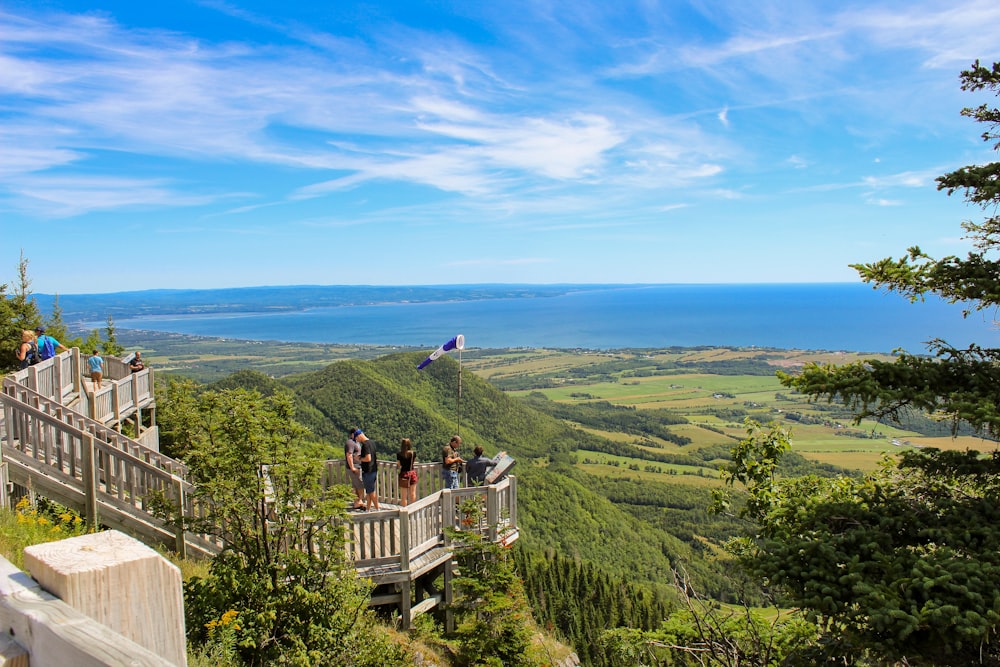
(111, 284), (997, 354)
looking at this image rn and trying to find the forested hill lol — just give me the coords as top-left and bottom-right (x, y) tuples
(278, 352), (730, 595)
(283, 351), (578, 460)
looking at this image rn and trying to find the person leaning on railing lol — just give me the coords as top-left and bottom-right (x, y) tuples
(466, 446), (499, 485)
(441, 435), (465, 490)
(34, 327), (68, 361)
(15, 330), (38, 369)
(129, 351), (145, 373)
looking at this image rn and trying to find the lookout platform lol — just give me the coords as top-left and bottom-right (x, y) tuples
(0, 350), (518, 629)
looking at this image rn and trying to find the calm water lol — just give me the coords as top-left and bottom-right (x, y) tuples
(112, 284), (997, 354)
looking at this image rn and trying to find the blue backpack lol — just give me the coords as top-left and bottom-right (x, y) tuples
(37, 336), (56, 361)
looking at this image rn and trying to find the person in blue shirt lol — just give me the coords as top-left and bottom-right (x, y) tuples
(34, 327), (69, 361)
(87, 350), (104, 390)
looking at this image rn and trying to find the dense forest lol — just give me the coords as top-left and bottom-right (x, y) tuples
(182, 351), (840, 662)
(275, 352), (750, 594)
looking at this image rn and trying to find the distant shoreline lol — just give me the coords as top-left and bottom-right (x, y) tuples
(83, 283), (995, 356)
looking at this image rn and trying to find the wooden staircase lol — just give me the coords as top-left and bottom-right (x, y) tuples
(0, 350), (518, 627)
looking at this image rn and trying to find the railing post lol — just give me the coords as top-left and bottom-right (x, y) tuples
(71, 347), (82, 396)
(399, 509), (410, 572)
(172, 477), (187, 560)
(112, 383), (122, 426)
(508, 476), (517, 529)
(81, 434), (98, 530)
(442, 489), (454, 546)
(486, 485), (499, 542)
(26, 365), (38, 393)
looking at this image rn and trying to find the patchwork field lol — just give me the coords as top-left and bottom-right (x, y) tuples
(464, 346), (997, 475)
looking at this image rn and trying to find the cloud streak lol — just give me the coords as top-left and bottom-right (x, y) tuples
(2, 1), (998, 290)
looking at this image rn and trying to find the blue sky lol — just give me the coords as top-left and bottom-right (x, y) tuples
(3, 1), (999, 293)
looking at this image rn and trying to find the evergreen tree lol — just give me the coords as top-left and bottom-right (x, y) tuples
(43, 293), (72, 344)
(1, 252), (43, 372)
(780, 61), (1000, 436)
(10, 251), (42, 332)
(717, 62), (1000, 665)
(448, 500), (539, 667)
(102, 315), (125, 356)
(160, 386), (408, 666)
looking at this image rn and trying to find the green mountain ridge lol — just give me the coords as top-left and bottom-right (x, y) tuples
(277, 351), (731, 595)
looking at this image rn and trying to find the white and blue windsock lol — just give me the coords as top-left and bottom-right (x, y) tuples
(417, 334), (465, 370)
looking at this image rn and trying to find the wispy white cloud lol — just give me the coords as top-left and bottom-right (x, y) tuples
(446, 257), (552, 267)
(717, 107), (730, 128)
(1, 0), (996, 290)
(8, 175), (221, 217)
(862, 170), (939, 189)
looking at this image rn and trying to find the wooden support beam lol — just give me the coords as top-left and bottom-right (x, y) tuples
(81, 434), (98, 529)
(0, 553), (175, 666)
(409, 593), (441, 622)
(23, 530), (186, 666)
(399, 580), (412, 629)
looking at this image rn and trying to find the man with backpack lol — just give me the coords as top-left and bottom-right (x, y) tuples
(34, 327), (69, 361)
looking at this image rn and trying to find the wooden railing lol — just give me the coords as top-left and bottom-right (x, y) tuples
(9, 349), (81, 406)
(322, 459), (518, 569)
(2, 366), (518, 572)
(9, 349), (155, 431)
(0, 379), (219, 559)
(78, 355), (155, 429)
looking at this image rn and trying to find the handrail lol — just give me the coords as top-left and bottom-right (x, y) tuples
(327, 457), (518, 570)
(8, 349), (80, 406)
(7, 349), (155, 430)
(2, 380), (186, 476)
(0, 381), (221, 558)
(1, 374), (518, 569)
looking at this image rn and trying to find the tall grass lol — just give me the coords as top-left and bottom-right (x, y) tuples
(0, 497), (88, 569)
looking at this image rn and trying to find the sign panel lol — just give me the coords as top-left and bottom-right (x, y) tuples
(484, 452), (516, 484)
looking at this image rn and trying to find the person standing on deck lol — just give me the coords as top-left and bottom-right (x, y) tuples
(87, 350), (104, 390)
(397, 438), (417, 506)
(346, 429), (365, 510)
(34, 327), (68, 361)
(15, 330), (37, 369)
(356, 430), (380, 511)
(466, 446), (499, 485)
(441, 435), (465, 490)
(129, 351), (145, 373)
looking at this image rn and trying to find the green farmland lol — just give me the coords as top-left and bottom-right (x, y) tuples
(462, 346), (996, 474)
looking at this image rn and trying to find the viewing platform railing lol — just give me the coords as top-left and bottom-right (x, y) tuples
(7, 349), (156, 434)
(322, 459), (518, 571)
(0, 378), (219, 559)
(1, 376), (517, 565)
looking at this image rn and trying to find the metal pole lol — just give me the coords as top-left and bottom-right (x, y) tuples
(457, 348), (462, 436)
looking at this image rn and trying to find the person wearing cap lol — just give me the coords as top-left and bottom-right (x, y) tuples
(345, 429), (366, 510)
(355, 430), (380, 511)
(34, 327), (68, 361)
(441, 435), (465, 490)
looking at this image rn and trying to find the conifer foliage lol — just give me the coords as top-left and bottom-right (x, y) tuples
(515, 547), (675, 667)
(161, 386), (407, 666)
(780, 60), (1000, 436)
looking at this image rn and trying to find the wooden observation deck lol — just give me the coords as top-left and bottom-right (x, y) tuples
(0, 351), (518, 628)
